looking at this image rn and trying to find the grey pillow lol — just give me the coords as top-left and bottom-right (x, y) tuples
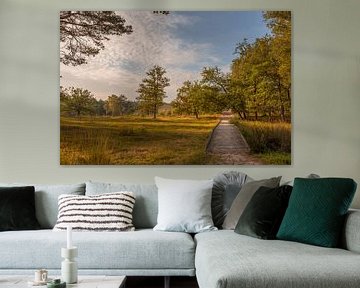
(0, 183), (85, 228)
(283, 173), (320, 186)
(153, 177), (217, 233)
(212, 171), (251, 228)
(86, 181), (158, 229)
(222, 177), (281, 230)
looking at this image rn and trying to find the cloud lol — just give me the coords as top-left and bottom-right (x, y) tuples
(60, 11), (222, 101)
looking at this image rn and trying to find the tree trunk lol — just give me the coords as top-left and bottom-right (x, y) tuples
(287, 86), (291, 101)
(195, 111), (199, 119)
(253, 83), (258, 121)
(233, 106), (244, 120)
(278, 78), (285, 122)
(153, 104), (157, 119)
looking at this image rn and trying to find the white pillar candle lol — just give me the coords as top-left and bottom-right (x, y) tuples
(67, 225), (72, 249)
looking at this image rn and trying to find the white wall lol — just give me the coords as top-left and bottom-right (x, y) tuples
(0, 0), (359, 207)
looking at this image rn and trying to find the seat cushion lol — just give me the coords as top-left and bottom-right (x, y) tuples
(195, 230), (360, 288)
(0, 229), (195, 270)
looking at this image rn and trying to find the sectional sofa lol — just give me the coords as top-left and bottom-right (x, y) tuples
(0, 179), (360, 288)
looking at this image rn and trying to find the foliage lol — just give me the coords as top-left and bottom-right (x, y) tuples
(60, 116), (219, 165)
(61, 127), (114, 164)
(173, 81), (206, 118)
(256, 151), (291, 165)
(104, 94), (125, 116)
(60, 11), (133, 66)
(200, 67), (230, 113)
(93, 99), (106, 116)
(60, 87), (96, 116)
(231, 118), (291, 154)
(61, 87), (138, 117)
(230, 11), (291, 121)
(136, 65), (170, 119)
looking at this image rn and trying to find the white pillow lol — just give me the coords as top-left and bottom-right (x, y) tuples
(154, 177), (217, 233)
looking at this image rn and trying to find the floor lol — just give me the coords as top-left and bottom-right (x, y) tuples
(126, 276), (199, 288)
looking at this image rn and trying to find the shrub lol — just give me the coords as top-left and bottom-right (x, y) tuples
(232, 119), (291, 154)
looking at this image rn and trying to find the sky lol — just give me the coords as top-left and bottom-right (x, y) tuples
(60, 11), (270, 102)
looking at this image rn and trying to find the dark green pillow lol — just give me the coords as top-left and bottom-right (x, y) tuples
(235, 185), (292, 239)
(0, 186), (41, 231)
(277, 178), (357, 247)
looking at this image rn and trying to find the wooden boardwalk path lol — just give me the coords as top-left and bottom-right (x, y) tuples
(206, 114), (262, 165)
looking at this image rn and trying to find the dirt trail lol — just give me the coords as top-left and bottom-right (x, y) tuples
(206, 113), (263, 165)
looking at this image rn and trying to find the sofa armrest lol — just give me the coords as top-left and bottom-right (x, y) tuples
(342, 209), (360, 253)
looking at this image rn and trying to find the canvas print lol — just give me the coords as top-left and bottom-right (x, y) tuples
(60, 11), (291, 165)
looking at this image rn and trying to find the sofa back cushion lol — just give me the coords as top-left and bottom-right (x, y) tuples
(0, 183), (86, 228)
(86, 181), (158, 229)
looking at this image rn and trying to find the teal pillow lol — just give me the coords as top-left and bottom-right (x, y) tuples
(277, 178), (357, 247)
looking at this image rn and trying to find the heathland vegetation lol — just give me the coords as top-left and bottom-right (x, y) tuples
(60, 11), (291, 165)
(60, 116), (219, 165)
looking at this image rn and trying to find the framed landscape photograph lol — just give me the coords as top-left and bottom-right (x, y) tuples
(60, 10), (291, 165)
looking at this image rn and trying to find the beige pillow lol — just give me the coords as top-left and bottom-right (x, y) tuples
(222, 177), (281, 230)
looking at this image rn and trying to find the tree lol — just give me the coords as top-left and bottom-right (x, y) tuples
(232, 37), (273, 120)
(136, 65), (170, 119)
(173, 81), (206, 119)
(60, 87), (96, 116)
(264, 11), (292, 109)
(104, 94), (127, 116)
(200, 67), (232, 114)
(122, 100), (138, 115)
(93, 99), (106, 116)
(60, 11), (133, 66)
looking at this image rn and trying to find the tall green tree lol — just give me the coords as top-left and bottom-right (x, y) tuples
(232, 37), (274, 120)
(60, 87), (96, 116)
(227, 12), (291, 122)
(60, 11), (133, 66)
(173, 81), (205, 119)
(200, 67), (233, 114)
(264, 11), (292, 116)
(136, 65), (170, 119)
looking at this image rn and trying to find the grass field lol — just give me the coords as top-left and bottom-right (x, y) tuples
(60, 116), (219, 165)
(231, 119), (291, 165)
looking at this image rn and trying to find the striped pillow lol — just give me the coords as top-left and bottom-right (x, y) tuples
(53, 192), (135, 232)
